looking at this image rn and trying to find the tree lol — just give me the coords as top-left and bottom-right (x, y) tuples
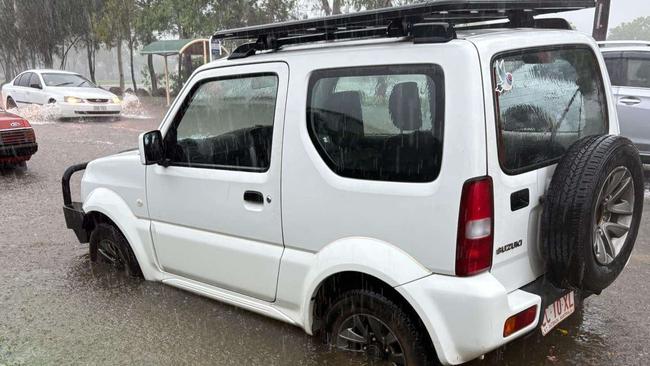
(135, 0), (163, 92)
(97, 0), (132, 92)
(0, 0), (22, 80)
(123, 0), (139, 91)
(80, 0), (104, 83)
(57, 0), (90, 70)
(609, 17), (650, 41)
(16, 0), (62, 69)
(318, 0), (395, 15)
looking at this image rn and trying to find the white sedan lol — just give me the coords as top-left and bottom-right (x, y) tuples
(1, 69), (122, 118)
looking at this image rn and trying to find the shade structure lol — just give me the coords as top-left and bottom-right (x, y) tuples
(140, 39), (211, 106)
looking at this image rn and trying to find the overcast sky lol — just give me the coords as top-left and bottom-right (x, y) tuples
(547, 0), (650, 36)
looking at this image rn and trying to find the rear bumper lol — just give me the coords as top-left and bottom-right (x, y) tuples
(62, 163), (90, 243)
(0, 142), (38, 159)
(398, 272), (574, 365)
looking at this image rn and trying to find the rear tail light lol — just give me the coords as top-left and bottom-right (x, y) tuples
(456, 177), (493, 277)
(25, 129), (35, 143)
(503, 305), (538, 337)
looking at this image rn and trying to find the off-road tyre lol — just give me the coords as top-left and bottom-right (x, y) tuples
(324, 289), (438, 366)
(541, 135), (643, 293)
(89, 223), (142, 277)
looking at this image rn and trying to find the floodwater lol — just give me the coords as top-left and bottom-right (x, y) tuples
(1, 102), (649, 365)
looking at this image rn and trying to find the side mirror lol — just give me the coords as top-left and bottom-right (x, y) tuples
(30, 83), (42, 89)
(139, 130), (164, 165)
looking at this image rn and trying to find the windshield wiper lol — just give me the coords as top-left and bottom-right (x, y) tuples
(550, 87), (581, 144)
(55, 82), (74, 87)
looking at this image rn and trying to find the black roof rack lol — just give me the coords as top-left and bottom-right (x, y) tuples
(213, 0), (595, 59)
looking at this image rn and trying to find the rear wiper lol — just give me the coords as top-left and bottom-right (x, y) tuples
(550, 88), (580, 144)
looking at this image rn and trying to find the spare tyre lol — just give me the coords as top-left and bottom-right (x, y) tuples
(541, 135), (643, 293)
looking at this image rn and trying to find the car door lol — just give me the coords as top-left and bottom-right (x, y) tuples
(12, 73), (30, 105)
(26, 73), (46, 105)
(146, 63), (288, 302)
(487, 46), (610, 291)
(616, 52), (650, 159)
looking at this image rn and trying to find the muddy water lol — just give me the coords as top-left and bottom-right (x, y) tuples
(1, 104), (649, 365)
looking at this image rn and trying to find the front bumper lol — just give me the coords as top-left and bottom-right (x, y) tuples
(62, 163), (89, 243)
(398, 272), (575, 365)
(0, 142), (38, 159)
(58, 102), (122, 118)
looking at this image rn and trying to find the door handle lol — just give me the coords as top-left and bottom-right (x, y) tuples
(619, 97), (641, 106)
(243, 191), (264, 204)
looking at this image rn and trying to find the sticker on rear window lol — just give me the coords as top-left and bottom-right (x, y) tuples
(495, 60), (514, 94)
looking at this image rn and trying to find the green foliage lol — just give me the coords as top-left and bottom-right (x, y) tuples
(609, 17), (650, 41)
(0, 0), (423, 85)
(96, 0), (135, 47)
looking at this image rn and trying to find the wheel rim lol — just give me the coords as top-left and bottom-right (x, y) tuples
(593, 166), (635, 265)
(97, 238), (124, 268)
(336, 314), (406, 366)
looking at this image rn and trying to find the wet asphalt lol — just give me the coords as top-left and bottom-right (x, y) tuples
(0, 104), (649, 365)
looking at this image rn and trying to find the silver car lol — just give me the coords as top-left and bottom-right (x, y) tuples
(600, 41), (650, 163)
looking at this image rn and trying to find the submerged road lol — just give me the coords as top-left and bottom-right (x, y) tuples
(1, 105), (649, 365)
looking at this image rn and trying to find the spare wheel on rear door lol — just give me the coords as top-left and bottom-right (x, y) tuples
(541, 135), (644, 293)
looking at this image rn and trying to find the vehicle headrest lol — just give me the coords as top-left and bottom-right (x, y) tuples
(324, 91), (363, 122)
(323, 91), (364, 141)
(389, 82), (422, 131)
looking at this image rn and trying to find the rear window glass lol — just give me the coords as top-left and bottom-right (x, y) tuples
(494, 46), (608, 173)
(603, 54), (624, 86)
(307, 65), (444, 183)
(625, 58), (650, 88)
(15, 73), (30, 87)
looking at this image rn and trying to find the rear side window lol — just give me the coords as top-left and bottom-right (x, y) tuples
(307, 65), (444, 183)
(493, 46), (608, 173)
(603, 53), (624, 86)
(15, 73), (30, 87)
(624, 56), (650, 88)
(13, 74), (23, 86)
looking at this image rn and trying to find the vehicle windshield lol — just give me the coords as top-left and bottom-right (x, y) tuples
(41, 73), (96, 88)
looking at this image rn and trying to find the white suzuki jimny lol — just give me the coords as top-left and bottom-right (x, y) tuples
(62, 1), (644, 365)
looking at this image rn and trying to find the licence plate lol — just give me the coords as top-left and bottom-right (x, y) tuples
(93, 106), (107, 111)
(541, 291), (575, 336)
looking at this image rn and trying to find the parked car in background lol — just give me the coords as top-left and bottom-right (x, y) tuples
(1, 70), (122, 119)
(0, 109), (37, 167)
(599, 41), (650, 163)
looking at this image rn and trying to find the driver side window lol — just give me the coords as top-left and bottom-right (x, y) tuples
(165, 73), (279, 172)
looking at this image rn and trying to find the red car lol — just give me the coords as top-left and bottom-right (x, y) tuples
(0, 110), (37, 167)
